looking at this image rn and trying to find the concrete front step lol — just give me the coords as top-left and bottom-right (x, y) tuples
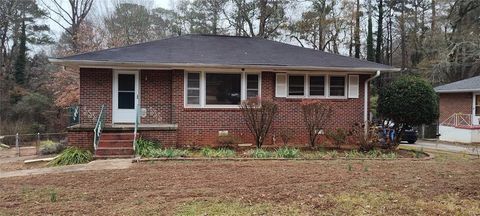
(94, 155), (135, 159)
(98, 140), (134, 148)
(95, 147), (134, 156)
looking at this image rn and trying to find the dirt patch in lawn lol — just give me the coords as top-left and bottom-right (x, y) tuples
(0, 161), (48, 172)
(0, 152), (479, 215)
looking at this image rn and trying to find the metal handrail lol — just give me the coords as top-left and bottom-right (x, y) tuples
(133, 98), (140, 152)
(93, 105), (106, 150)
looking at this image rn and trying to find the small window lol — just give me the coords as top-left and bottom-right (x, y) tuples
(288, 75), (305, 96)
(186, 73), (200, 105)
(246, 74), (259, 98)
(206, 73), (241, 105)
(309, 76), (325, 96)
(330, 76), (346, 96)
(476, 95), (480, 116)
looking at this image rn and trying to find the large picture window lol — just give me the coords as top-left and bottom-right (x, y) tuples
(206, 74), (241, 105)
(185, 72), (261, 107)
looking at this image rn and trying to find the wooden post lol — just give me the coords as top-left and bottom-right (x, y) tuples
(15, 133), (19, 157)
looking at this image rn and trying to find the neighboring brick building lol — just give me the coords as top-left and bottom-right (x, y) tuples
(435, 76), (480, 143)
(52, 34), (398, 157)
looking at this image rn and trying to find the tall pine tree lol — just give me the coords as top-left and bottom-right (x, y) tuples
(366, 0), (374, 61)
(375, 0), (384, 63)
(14, 19), (27, 85)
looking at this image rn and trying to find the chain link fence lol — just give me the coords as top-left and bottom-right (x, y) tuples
(0, 132), (67, 157)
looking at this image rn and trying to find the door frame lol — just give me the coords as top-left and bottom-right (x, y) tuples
(112, 70), (140, 124)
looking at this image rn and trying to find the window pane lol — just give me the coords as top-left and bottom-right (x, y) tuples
(118, 92), (135, 109)
(206, 73), (241, 105)
(187, 96), (200, 105)
(289, 75), (304, 96)
(187, 73), (200, 88)
(330, 76), (345, 96)
(310, 76), (325, 96)
(118, 74), (135, 91)
(247, 74), (259, 98)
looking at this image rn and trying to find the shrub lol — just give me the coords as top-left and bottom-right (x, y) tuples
(275, 147), (299, 158)
(248, 148), (273, 158)
(39, 140), (65, 155)
(326, 128), (347, 149)
(345, 150), (365, 159)
(217, 134), (242, 147)
(278, 128), (294, 146)
(240, 98), (278, 148)
(150, 148), (190, 158)
(48, 147), (93, 166)
(135, 138), (161, 157)
(201, 147), (236, 158)
(348, 123), (381, 152)
(377, 76), (438, 147)
(300, 100), (332, 147)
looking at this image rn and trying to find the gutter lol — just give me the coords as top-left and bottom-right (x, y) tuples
(364, 70), (381, 135)
(435, 89), (480, 93)
(48, 59), (401, 73)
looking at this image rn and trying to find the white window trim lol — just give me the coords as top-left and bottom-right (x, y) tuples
(285, 73), (348, 99)
(184, 71), (261, 108)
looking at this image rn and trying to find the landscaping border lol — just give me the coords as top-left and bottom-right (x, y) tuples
(132, 151), (434, 163)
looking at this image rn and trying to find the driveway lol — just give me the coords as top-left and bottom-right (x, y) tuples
(401, 140), (480, 155)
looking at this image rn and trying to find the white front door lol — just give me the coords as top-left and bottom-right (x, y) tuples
(113, 70), (139, 123)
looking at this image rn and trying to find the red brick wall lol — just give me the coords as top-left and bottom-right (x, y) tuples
(67, 131), (94, 151)
(172, 72), (369, 146)
(72, 68), (370, 148)
(140, 70), (174, 124)
(439, 93), (473, 123)
(79, 68), (113, 125)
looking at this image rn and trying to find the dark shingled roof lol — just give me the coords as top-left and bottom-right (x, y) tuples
(56, 34), (397, 71)
(434, 75), (480, 93)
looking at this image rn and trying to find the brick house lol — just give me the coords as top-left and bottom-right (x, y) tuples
(434, 76), (480, 143)
(51, 34), (398, 157)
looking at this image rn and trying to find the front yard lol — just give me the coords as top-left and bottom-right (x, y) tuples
(1, 150), (479, 215)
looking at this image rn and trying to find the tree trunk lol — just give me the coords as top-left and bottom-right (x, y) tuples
(354, 0), (361, 58)
(375, 0), (384, 63)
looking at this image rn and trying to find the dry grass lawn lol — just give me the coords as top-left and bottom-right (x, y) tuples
(1, 151), (479, 215)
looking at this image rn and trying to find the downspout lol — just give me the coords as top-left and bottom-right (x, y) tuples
(364, 70), (381, 135)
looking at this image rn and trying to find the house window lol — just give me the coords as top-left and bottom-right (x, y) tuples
(118, 74), (135, 109)
(185, 72), (261, 107)
(186, 73), (200, 105)
(329, 76), (346, 97)
(288, 75), (305, 96)
(206, 73), (241, 105)
(247, 74), (259, 98)
(476, 95), (480, 116)
(309, 76), (325, 96)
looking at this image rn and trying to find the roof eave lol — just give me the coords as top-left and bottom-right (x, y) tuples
(49, 59), (401, 73)
(435, 89), (480, 93)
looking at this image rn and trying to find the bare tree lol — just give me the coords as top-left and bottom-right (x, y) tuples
(240, 98), (278, 148)
(41, 0), (94, 52)
(300, 100), (332, 147)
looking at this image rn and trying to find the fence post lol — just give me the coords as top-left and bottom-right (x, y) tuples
(36, 133), (40, 155)
(15, 133), (19, 157)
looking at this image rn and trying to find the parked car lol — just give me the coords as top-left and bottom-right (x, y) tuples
(401, 127), (418, 144)
(377, 122), (418, 144)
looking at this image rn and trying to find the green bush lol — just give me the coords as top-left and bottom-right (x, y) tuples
(201, 147), (236, 158)
(48, 147), (93, 166)
(248, 149), (273, 158)
(39, 140), (65, 155)
(275, 147), (299, 158)
(377, 76), (438, 146)
(135, 139), (161, 157)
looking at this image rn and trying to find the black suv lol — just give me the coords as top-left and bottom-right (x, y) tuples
(401, 127), (418, 144)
